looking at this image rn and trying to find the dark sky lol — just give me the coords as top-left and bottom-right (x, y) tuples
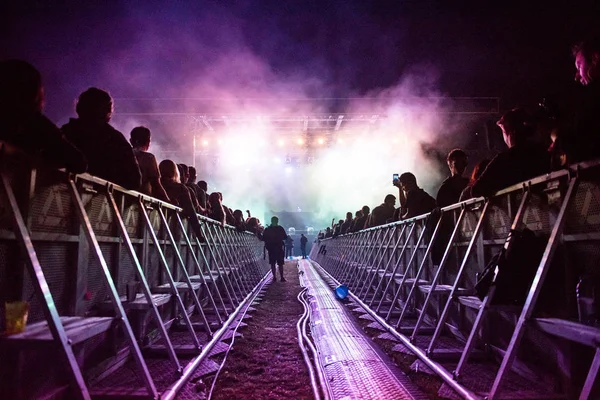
(2, 0), (600, 120)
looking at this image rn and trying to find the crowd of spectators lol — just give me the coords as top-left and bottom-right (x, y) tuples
(2, 35), (600, 242)
(0, 60), (263, 237)
(318, 35), (600, 239)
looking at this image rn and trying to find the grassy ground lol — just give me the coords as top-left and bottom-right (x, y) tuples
(211, 262), (314, 400)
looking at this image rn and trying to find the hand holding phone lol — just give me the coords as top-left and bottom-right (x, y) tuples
(393, 173), (399, 185)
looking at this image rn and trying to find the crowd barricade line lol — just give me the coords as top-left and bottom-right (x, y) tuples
(0, 157), (269, 399)
(310, 159), (600, 399)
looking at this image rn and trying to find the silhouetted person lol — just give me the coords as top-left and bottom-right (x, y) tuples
(208, 192), (226, 225)
(562, 36), (600, 163)
(341, 212), (353, 234)
(470, 109), (550, 198)
(247, 217), (260, 234)
(233, 209), (246, 232)
(459, 159), (490, 202)
(437, 149), (469, 208)
(187, 166), (205, 212)
(566, 36), (600, 163)
(262, 216), (288, 282)
(62, 88), (141, 189)
(177, 163), (202, 212)
(394, 172), (436, 219)
(535, 99), (565, 170)
(158, 159), (204, 240)
(224, 206), (235, 226)
(349, 210), (362, 232)
(0, 60), (86, 173)
(369, 194), (397, 227)
(352, 206), (370, 232)
(130, 126), (169, 202)
(197, 180), (208, 211)
(300, 233), (308, 259)
(285, 236), (294, 259)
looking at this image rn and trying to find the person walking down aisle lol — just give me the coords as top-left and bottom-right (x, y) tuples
(262, 216), (288, 282)
(300, 234), (308, 259)
(285, 235), (294, 259)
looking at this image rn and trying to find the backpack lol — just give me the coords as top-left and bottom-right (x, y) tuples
(475, 228), (548, 305)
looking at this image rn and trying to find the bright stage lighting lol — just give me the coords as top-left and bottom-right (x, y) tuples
(202, 139), (209, 147)
(297, 138), (304, 145)
(317, 137), (325, 145)
(277, 139), (285, 147)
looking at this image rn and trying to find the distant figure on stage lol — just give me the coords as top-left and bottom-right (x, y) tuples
(300, 234), (308, 259)
(285, 236), (294, 259)
(262, 216), (288, 282)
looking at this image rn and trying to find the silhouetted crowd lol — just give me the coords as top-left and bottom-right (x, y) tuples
(318, 36), (600, 239)
(0, 60), (264, 236)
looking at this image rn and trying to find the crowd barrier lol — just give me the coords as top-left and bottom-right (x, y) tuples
(311, 159), (600, 400)
(0, 155), (270, 400)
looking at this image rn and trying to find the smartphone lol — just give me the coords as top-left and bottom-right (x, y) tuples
(393, 173), (399, 184)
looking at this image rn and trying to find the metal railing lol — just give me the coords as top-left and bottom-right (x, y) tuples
(311, 159), (600, 400)
(0, 155), (270, 399)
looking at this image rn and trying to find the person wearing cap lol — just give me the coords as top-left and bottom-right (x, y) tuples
(262, 216), (288, 282)
(367, 194), (397, 228)
(469, 108), (550, 198)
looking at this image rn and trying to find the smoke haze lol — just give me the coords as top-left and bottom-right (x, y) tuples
(3, 1), (512, 228)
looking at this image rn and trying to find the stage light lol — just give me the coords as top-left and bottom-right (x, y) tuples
(337, 138), (344, 144)
(202, 139), (209, 147)
(297, 138), (304, 145)
(317, 137), (325, 145)
(278, 139), (285, 147)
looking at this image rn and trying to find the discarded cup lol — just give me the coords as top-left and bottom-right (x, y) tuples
(5, 301), (29, 335)
(126, 281), (139, 303)
(334, 285), (349, 300)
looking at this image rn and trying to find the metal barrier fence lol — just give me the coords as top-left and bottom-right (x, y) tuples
(0, 157), (270, 399)
(311, 159), (600, 400)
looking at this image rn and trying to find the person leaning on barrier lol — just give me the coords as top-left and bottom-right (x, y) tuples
(368, 194), (397, 228)
(436, 149), (469, 208)
(196, 180), (208, 211)
(233, 209), (246, 232)
(469, 109), (550, 199)
(351, 205), (370, 232)
(207, 192), (226, 225)
(332, 219), (344, 237)
(394, 172), (437, 220)
(0, 59), (87, 173)
(348, 210), (362, 232)
(340, 211), (353, 234)
(560, 35), (600, 163)
(62, 88), (141, 189)
(158, 159), (205, 240)
(130, 126), (169, 202)
(459, 159), (490, 202)
(262, 216), (288, 282)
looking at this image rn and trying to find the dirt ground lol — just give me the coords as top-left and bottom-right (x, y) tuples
(211, 261), (314, 400)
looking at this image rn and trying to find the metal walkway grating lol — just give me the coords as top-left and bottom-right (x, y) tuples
(299, 259), (428, 400)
